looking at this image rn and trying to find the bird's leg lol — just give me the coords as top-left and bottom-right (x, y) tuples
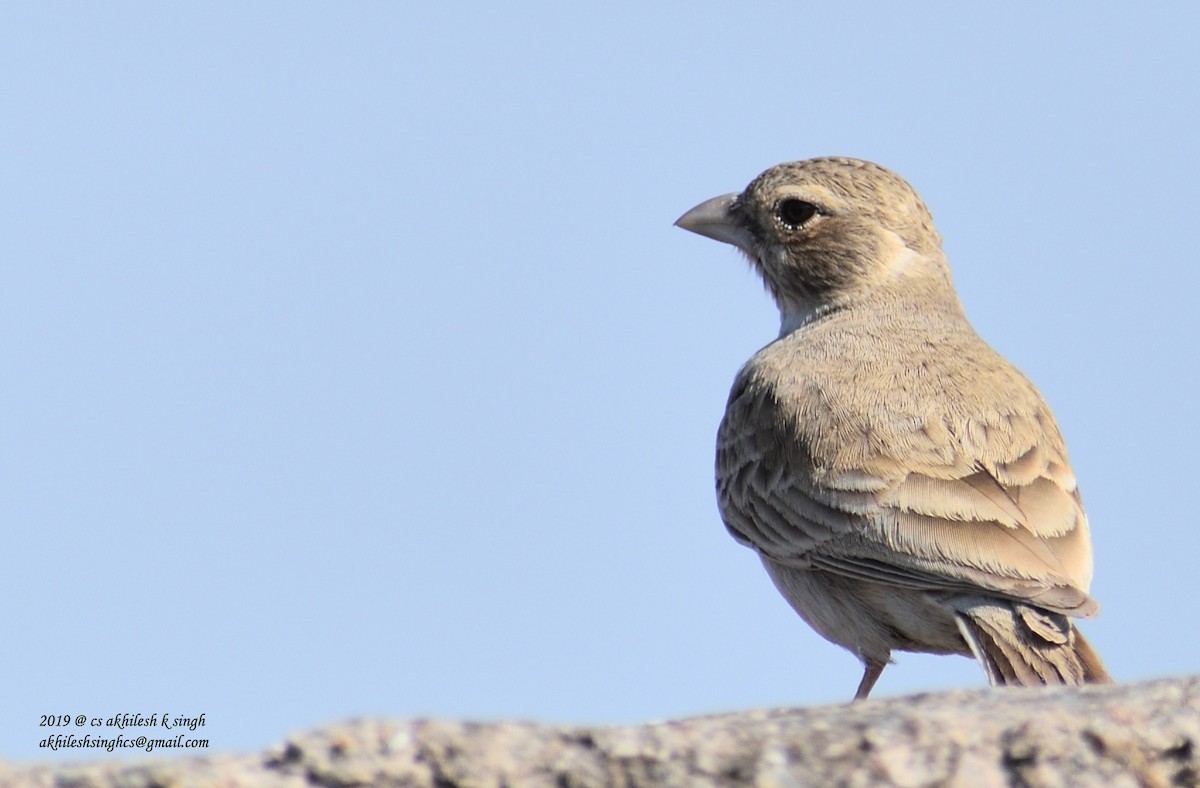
(853, 658), (887, 701)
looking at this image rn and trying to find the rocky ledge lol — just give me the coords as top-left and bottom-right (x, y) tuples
(4, 676), (1197, 787)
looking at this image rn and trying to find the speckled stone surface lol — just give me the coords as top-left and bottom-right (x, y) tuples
(4, 677), (1197, 787)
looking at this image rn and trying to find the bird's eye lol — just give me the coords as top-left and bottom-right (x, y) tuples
(776, 199), (818, 228)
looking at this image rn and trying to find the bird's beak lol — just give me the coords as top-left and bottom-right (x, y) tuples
(674, 193), (755, 254)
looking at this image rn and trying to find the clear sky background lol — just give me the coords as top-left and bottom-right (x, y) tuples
(3, 2), (1198, 763)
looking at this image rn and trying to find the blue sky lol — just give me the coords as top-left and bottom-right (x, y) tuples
(3, 2), (1198, 762)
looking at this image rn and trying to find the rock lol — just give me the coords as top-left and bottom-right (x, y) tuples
(4, 676), (1198, 787)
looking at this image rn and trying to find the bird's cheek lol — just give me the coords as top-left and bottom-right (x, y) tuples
(758, 245), (795, 282)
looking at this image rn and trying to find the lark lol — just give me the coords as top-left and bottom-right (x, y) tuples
(676, 157), (1110, 698)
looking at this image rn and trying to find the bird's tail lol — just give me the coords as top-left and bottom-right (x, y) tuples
(953, 601), (1111, 687)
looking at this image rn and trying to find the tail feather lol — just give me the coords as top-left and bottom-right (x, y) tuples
(954, 601), (1112, 687)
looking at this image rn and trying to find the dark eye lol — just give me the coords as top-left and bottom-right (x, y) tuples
(776, 199), (818, 228)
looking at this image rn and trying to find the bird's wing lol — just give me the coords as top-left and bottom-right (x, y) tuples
(716, 368), (1096, 617)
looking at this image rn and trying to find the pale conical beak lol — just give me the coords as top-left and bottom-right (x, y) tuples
(674, 192), (755, 254)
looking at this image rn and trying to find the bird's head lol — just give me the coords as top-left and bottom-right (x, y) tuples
(676, 157), (958, 333)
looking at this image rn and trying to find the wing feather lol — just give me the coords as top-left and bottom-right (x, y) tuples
(716, 347), (1095, 614)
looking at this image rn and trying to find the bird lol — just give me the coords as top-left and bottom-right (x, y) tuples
(674, 157), (1110, 699)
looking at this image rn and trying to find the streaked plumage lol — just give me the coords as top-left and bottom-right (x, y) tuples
(675, 157), (1109, 698)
